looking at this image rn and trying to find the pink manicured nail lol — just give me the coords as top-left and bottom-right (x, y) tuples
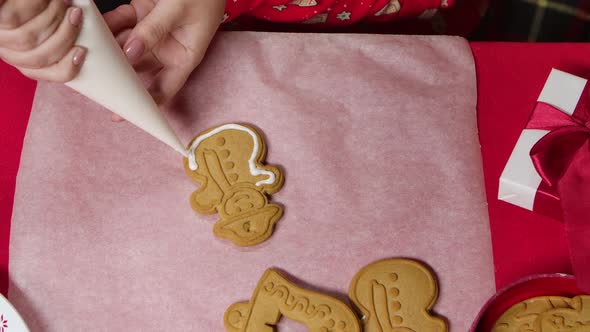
(72, 47), (87, 66)
(124, 39), (145, 61)
(69, 7), (83, 27)
(63, 0), (72, 6)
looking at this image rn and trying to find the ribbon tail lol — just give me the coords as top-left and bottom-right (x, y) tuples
(558, 140), (590, 293)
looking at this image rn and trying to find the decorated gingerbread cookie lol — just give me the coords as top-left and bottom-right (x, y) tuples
(492, 295), (590, 332)
(348, 258), (448, 332)
(184, 124), (284, 247)
(224, 269), (361, 332)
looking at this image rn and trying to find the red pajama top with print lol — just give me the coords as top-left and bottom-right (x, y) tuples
(224, 0), (451, 26)
(222, 0), (488, 36)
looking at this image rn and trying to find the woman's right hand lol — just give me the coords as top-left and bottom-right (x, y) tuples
(0, 0), (87, 82)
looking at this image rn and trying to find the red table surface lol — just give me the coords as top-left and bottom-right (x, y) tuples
(0, 42), (587, 298)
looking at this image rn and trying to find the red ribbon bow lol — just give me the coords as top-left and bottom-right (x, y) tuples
(527, 87), (590, 293)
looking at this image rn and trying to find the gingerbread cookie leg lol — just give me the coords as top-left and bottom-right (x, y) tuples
(224, 269), (361, 332)
(348, 258), (448, 332)
(184, 124), (284, 247)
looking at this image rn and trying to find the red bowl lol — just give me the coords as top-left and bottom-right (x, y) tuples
(469, 274), (585, 332)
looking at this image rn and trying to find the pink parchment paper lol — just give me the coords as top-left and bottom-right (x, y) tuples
(9, 32), (494, 331)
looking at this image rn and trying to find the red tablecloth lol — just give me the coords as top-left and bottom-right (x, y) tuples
(1, 42), (587, 298)
(0, 63), (35, 297)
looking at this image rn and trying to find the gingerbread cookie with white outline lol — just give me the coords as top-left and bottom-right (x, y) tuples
(184, 124), (284, 247)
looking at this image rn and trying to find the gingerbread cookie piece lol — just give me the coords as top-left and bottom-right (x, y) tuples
(224, 269), (361, 332)
(492, 295), (590, 332)
(184, 124), (284, 247)
(492, 296), (573, 332)
(538, 295), (590, 331)
(348, 258), (448, 332)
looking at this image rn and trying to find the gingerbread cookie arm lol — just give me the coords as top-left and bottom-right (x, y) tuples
(188, 177), (223, 215)
(183, 150), (225, 215)
(239, 124), (283, 195)
(257, 164), (284, 196)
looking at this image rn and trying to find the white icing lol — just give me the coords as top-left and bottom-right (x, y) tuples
(188, 124), (276, 186)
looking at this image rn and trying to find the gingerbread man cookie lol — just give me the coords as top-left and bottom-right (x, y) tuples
(224, 269), (361, 332)
(348, 258), (448, 332)
(184, 124), (284, 247)
(492, 295), (590, 332)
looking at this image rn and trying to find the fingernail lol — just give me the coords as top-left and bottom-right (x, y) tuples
(72, 47), (87, 66)
(69, 7), (83, 27)
(63, 0), (72, 6)
(124, 39), (145, 61)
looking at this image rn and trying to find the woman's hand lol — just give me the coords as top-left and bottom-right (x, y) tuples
(0, 0), (86, 82)
(104, 0), (224, 121)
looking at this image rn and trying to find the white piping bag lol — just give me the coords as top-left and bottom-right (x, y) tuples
(65, 0), (187, 157)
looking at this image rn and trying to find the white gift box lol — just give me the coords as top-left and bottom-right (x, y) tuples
(498, 68), (587, 221)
